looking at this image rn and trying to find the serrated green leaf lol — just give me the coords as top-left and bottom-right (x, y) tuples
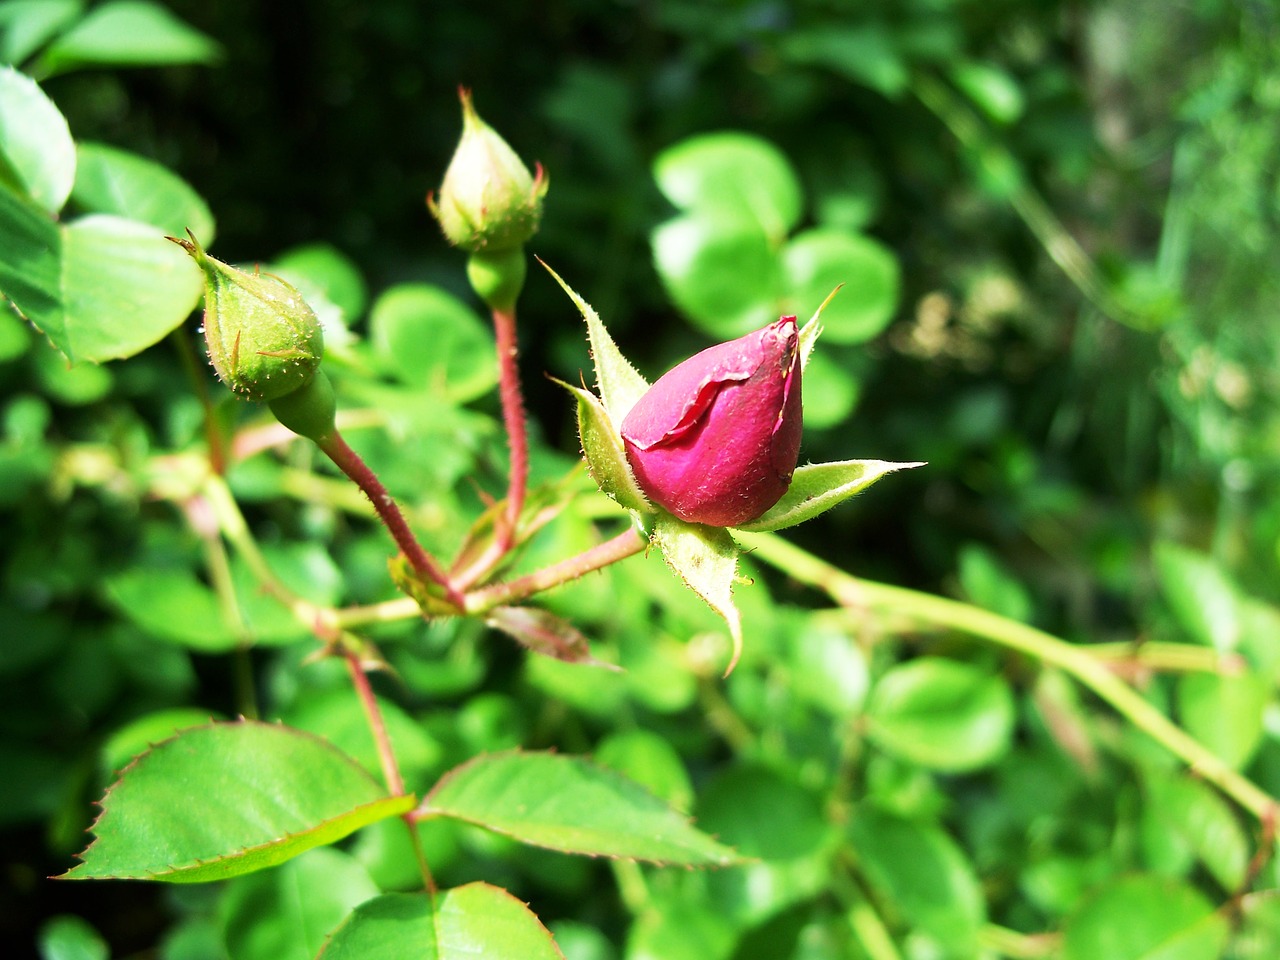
(37, 0), (222, 75)
(653, 132), (803, 236)
(783, 228), (899, 344)
(540, 260), (649, 423)
(0, 181), (59, 319)
(320, 886), (565, 960)
(736, 459), (923, 533)
(651, 213), (781, 338)
(550, 375), (650, 513)
(0, 65), (74, 212)
(1062, 874), (1229, 960)
(62, 720), (415, 882)
(418, 750), (740, 866)
(866, 658), (1015, 772)
(651, 512), (743, 673)
(70, 142), (214, 243)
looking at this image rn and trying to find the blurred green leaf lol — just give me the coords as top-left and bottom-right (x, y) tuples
(64, 720), (415, 881)
(103, 567), (235, 652)
(368, 283), (497, 403)
(70, 142), (214, 243)
(37, 0), (221, 75)
(272, 242), (367, 321)
(0, 65), (73, 211)
(321, 887), (564, 960)
(626, 902), (736, 960)
(654, 132), (803, 236)
(782, 229), (899, 344)
(866, 658), (1016, 771)
(595, 729), (694, 813)
(420, 750), (740, 865)
(1176, 671), (1267, 770)
(1062, 874), (1229, 960)
(652, 214), (780, 338)
(221, 847), (379, 960)
(1142, 772), (1249, 893)
(0, 0), (83, 65)
(778, 25), (908, 97)
(957, 543), (1034, 622)
(1154, 542), (1242, 651)
(950, 62), (1025, 124)
(0, 208), (202, 362)
(848, 807), (985, 955)
(37, 915), (108, 960)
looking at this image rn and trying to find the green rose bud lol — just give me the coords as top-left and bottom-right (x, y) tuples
(428, 88), (548, 253)
(169, 231), (324, 403)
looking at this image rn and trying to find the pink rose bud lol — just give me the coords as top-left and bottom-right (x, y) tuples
(620, 316), (802, 527)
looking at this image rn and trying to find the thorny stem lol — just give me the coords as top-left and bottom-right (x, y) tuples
(492, 304), (529, 556)
(735, 530), (1280, 829)
(343, 648), (436, 893)
(317, 429), (463, 609)
(464, 526), (647, 613)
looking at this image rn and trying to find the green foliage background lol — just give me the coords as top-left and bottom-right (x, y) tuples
(4, 0), (1280, 958)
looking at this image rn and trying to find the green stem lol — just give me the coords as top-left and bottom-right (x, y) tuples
(735, 530), (1280, 826)
(464, 527), (646, 613)
(171, 327), (228, 475)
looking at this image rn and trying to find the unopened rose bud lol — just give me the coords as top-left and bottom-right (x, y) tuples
(169, 232), (324, 403)
(620, 316), (802, 527)
(428, 88), (547, 253)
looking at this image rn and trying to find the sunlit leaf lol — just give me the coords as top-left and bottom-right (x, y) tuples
(320, 886), (565, 960)
(63, 720), (415, 882)
(419, 750), (739, 866)
(0, 65), (74, 212)
(866, 658), (1015, 771)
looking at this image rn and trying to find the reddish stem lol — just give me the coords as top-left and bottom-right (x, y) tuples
(465, 527), (647, 612)
(317, 429), (463, 608)
(343, 648), (436, 893)
(492, 305), (528, 552)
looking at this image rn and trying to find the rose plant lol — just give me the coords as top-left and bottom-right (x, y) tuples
(2, 30), (1278, 960)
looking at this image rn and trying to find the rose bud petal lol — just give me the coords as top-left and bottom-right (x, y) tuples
(620, 316), (802, 527)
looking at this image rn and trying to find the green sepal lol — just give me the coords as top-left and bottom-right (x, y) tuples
(539, 259), (649, 423)
(735, 459), (925, 533)
(799, 283), (841, 371)
(651, 513), (743, 674)
(550, 375), (652, 514)
(388, 554), (463, 618)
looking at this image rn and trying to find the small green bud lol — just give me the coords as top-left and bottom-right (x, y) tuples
(428, 88), (548, 253)
(168, 231), (324, 403)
